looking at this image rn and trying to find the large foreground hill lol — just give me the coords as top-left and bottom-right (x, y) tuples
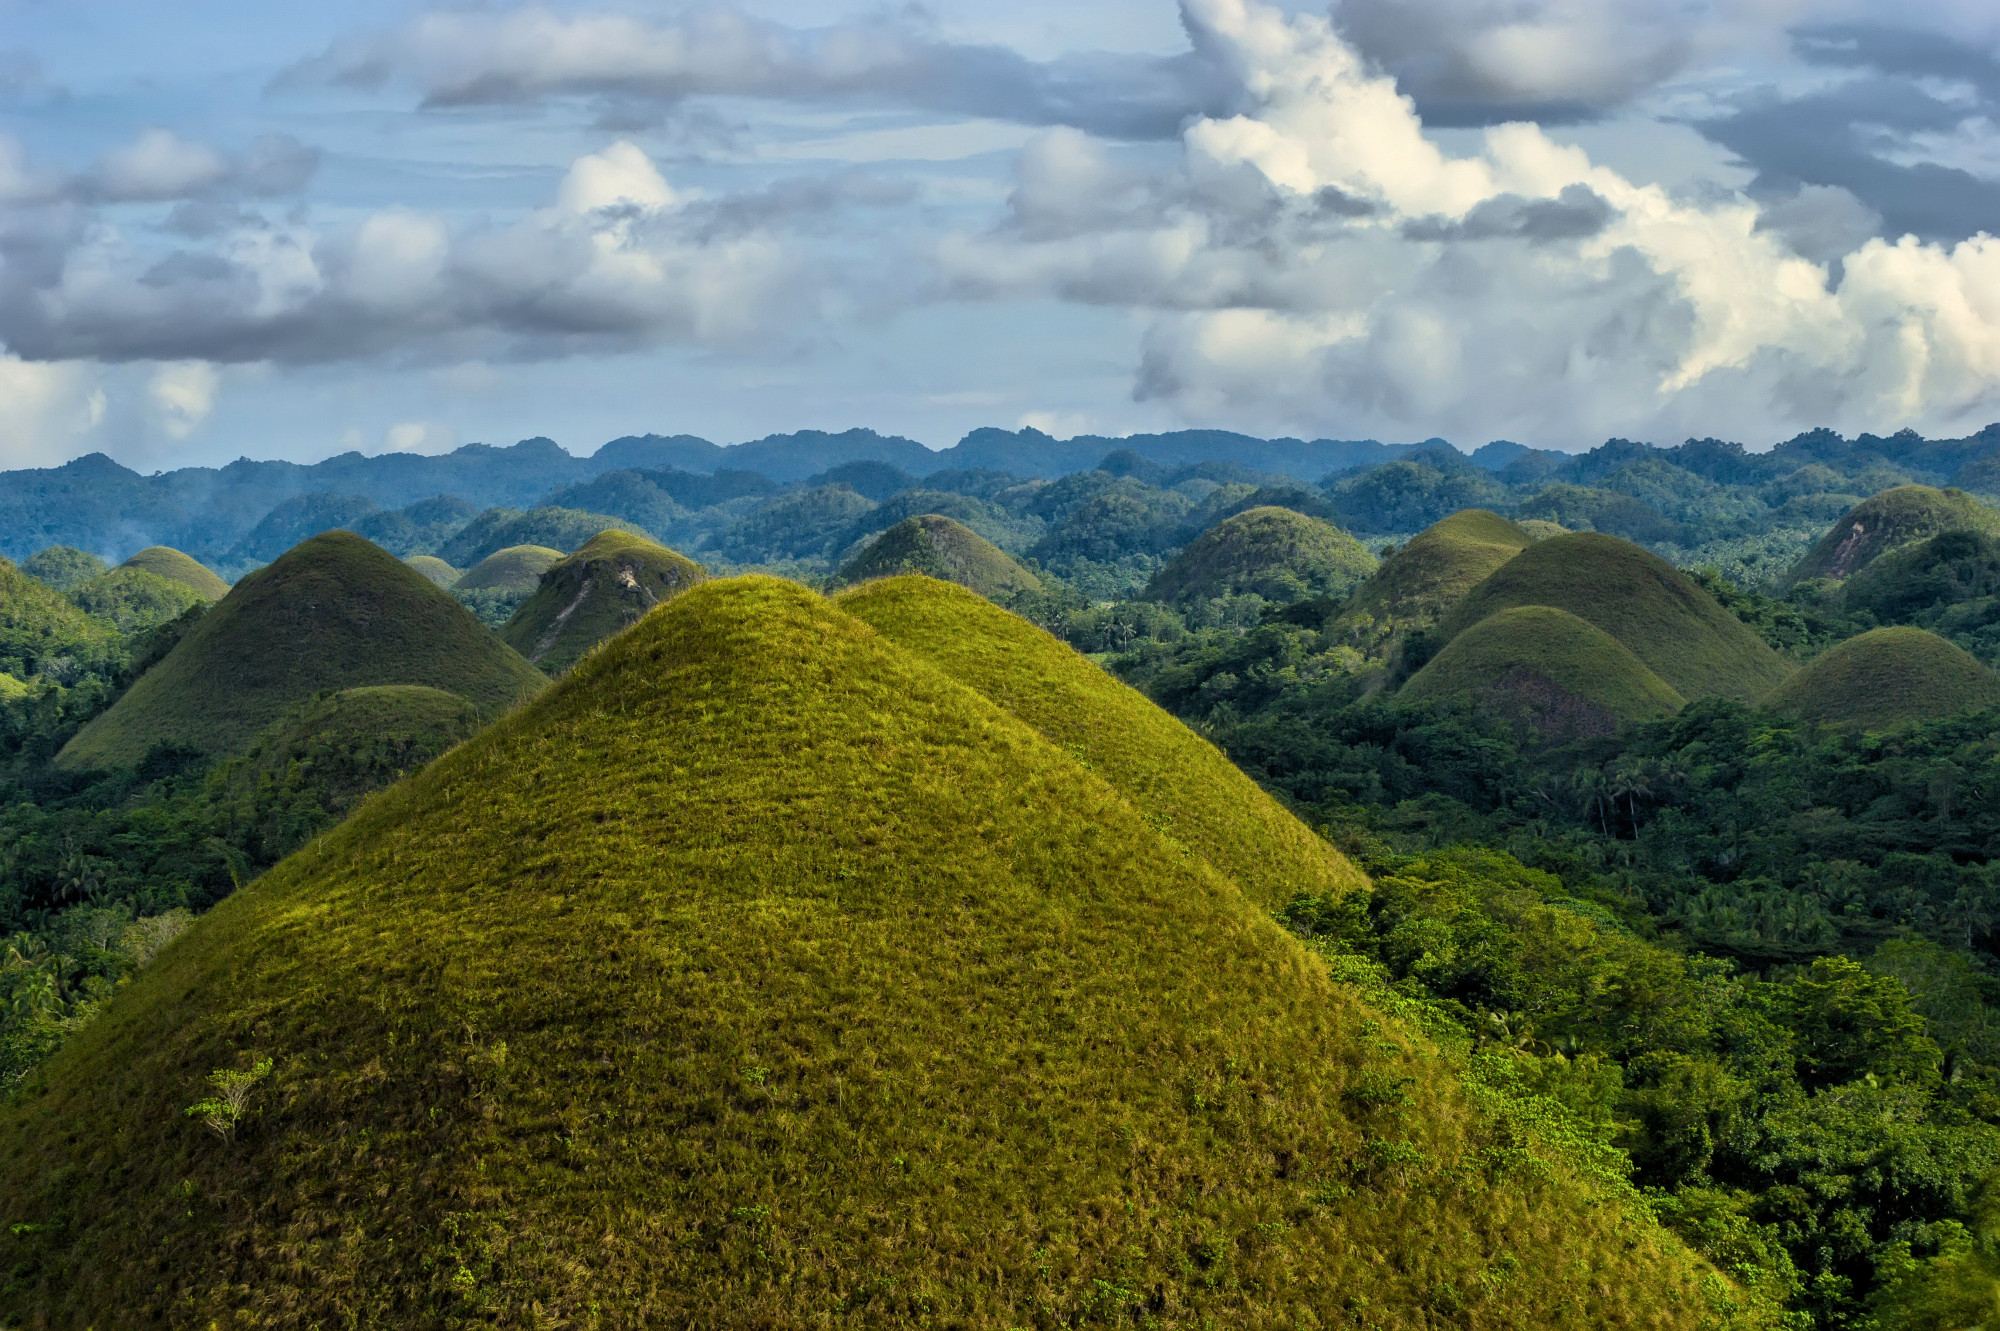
(0, 578), (1739, 1326)
(58, 532), (546, 769)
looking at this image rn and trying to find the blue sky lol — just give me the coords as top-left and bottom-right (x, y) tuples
(5, 0), (2000, 468)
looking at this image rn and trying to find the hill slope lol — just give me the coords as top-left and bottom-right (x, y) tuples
(455, 544), (563, 594)
(835, 575), (1367, 906)
(1787, 485), (2000, 584)
(403, 555), (458, 587)
(1439, 532), (1794, 702)
(499, 529), (705, 674)
(67, 566), (209, 633)
(1402, 605), (1686, 733)
(57, 532), (546, 769)
(0, 557), (115, 679)
(0, 577), (1736, 1325)
(120, 546), (230, 599)
(1767, 627), (2000, 729)
(1143, 505), (1375, 605)
(828, 514), (1040, 598)
(1344, 508), (1537, 629)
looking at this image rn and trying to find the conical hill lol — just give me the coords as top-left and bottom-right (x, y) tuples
(1143, 505), (1374, 606)
(1787, 485), (2000, 585)
(829, 514), (1040, 599)
(119, 546), (230, 599)
(455, 544), (563, 595)
(1767, 626), (2000, 730)
(835, 575), (1367, 905)
(57, 532), (546, 770)
(1439, 531), (1794, 702)
(1402, 605), (1685, 734)
(1345, 509), (1537, 628)
(403, 554), (459, 587)
(0, 577), (1737, 1325)
(499, 529), (705, 674)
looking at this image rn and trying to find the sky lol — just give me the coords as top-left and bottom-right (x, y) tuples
(5, 0), (2000, 468)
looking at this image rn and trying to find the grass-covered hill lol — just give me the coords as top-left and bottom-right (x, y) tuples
(1787, 486), (2000, 585)
(500, 530), (705, 674)
(1766, 626), (2000, 730)
(456, 544), (564, 594)
(1402, 604), (1686, 734)
(66, 566), (209, 634)
(835, 575), (1368, 907)
(1439, 532), (1795, 702)
(120, 546), (230, 599)
(828, 514), (1040, 599)
(56, 532), (546, 770)
(0, 557), (115, 680)
(0, 577), (1742, 1326)
(438, 505), (648, 569)
(1141, 505), (1375, 606)
(403, 554), (458, 587)
(1342, 508), (1538, 632)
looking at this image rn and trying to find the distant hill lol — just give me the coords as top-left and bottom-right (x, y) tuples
(455, 545), (562, 594)
(438, 506), (648, 568)
(1142, 506), (1374, 606)
(1767, 627), (2000, 729)
(836, 574), (1367, 907)
(1439, 532), (1794, 702)
(119, 546), (229, 599)
(0, 577), (1734, 1325)
(67, 567), (209, 634)
(21, 546), (106, 592)
(226, 493), (378, 564)
(828, 515), (1039, 599)
(500, 530), (705, 674)
(0, 557), (115, 680)
(1787, 486), (2000, 584)
(1401, 605), (1685, 734)
(1342, 508), (1537, 631)
(403, 555), (458, 588)
(57, 532), (545, 770)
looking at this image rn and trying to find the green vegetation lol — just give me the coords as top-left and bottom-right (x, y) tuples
(835, 575), (1368, 907)
(118, 547), (229, 600)
(1767, 627), (2000, 730)
(1142, 505), (1375, 607)
(66, 567), (209, 633)
(21, 547), (106, 593)
(403, 554), (458, 588)
(1788, 486), (2000, 585)
(828, 514), (1040, 599)
(1336, 508), (1540, 661)
(57, 532), (545, 770)
(455, 544), (563, 594)
(1402, 604), (1686, 733)
(0, 578), (1744, 1326)
(0, 558), (115, 682)
(500, 529), (705, 674)
(1840, 528), (2000, 662)
(1438, 532), (1795, 702)
(437, 505), (647, 568)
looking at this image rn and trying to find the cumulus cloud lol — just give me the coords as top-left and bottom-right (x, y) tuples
(0, 141), (805, 364)
(938, 0), (2000, 444)
(146, 361), (219, 438)
(0, 356), (105, 467)
(289, 6), (1236, 140)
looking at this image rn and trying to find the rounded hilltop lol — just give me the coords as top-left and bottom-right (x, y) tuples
(0, 576), (1748, 1326)
(455, 544), (564, 595)
(57, 530), (545, 770)
(1438, 531), (1794, 703)
(1402, 604), (1685, 735)
(402, 555), (458, 588)
(1143, 505), (1374, 606)
(119, 546), (230, 600)
(1342, 508), (1539, 631)
(1767, 626), (2000, 730)
(499, 529), (705, 674)
(828, 514), (1039, 599)
(1787, 485), (2000, 585)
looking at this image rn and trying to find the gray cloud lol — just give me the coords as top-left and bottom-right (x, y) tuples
(1700, 26), (2000, 244)
(1402, 185), (1616, 243)
(288, 7), (1238, 141)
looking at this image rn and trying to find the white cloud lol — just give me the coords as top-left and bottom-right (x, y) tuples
(0, 357), (106, 466)
(95, 129), (230, 202)
(147, 361), (219, 439)
(384, 420), (456, 453)
(934, 0), (2000, 444)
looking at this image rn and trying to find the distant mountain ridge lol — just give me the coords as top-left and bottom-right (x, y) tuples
(5, 421), (1999, 565)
